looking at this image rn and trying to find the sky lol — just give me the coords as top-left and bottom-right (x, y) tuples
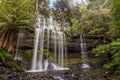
(49, 0), (56, 8)
(72, 0), (89, 5)
(49, 0), (89, 7)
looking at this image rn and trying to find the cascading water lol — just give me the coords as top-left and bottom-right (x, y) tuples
(27, 16), (68, 72)
(14, 31), (23, 61)
(80, 35), (90, 69)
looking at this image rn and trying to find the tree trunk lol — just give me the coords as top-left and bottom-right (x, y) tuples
(61, 12), (64, 31)
(35, 0), (39, 18)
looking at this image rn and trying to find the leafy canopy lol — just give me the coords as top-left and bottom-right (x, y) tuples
(0, 0), (34, 52)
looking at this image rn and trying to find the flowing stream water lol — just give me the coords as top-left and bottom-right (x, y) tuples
(14, 31), (23, 61)
(80, 35), (90, 69)
(26, 16), (68, 72)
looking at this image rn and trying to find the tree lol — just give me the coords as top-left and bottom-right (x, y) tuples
(35, 0), (49, 17)
(88, 0), (112, 9)
(54, 0), (71, 30)
(93, 0), (120, 75)
(0, 0), (34, 52)
(70, 2), (111, 35)
(109, 0), (120, 38)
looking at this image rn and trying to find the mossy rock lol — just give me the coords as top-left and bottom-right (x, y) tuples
(67, 58), (82, 66)
(7, 61), (22, 71)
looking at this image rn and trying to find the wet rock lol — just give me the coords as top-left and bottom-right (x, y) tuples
(0, 67), (119, 80)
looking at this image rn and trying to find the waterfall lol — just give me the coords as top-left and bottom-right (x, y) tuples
(27, 16), (69, 72)
(80, 35), (90, 69)
(14, 31), (23, 61)
(53, 30), (57, 63)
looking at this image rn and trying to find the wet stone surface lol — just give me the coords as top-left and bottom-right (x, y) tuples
(0, 68), (119, 80)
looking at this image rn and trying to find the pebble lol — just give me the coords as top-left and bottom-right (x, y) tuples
(0, 68), (119, 80)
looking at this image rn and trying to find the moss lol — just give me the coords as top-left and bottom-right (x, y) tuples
(89, 58), (100, 64)
(89, 69), (107, 77)
(67, 58), (82, 66)
(7, 62), (22, 71)
(25, 50), (32, 57)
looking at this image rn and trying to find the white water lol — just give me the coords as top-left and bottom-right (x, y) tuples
(31, 28), (40, 70)
(82, 63), (90, 68)
(27, 16), (68, 72)
(80, 35), (90, 69)
(51, 62), (69, 70)
(53, 30), (57, 63)
(44, 59), (49, 71)
(53, 75), (64, 80)
(14, 31), (23, 61)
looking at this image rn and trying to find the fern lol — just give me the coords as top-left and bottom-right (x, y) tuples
(93, 39), (120, 75)
(0, 49), (12, 63)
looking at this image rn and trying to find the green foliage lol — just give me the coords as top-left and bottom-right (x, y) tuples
(0, 0), (34, 52)
(0, 49), (22, 71)
(7, 62), (22, 71)
(88, 0), (112, 9)
(25, 50), (32, 57)
(71, 18), (80, 31)
(93, 39), (120, 75)
(76, 9), (111, 34)
(108, 0), (120, 38)
(22, 50), (33, 63)
(42, 49), (54, 61)
(37, 0), (50, 17)
(92, 0), (120, 76)
(0, 0), (34, 20)
(90, 27), (104, 34)
(93, 44), (110, 56)
(53, 0), (70, 28)
(0, 49), (12, 64)
(93, 39), (120, 55)
(88, 0), (104, 9)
